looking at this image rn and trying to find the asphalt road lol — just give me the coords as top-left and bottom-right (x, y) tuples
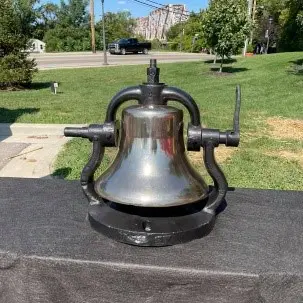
(31, 51), (214, 69)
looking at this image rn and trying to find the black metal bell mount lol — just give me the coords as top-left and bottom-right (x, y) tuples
(65, 59), (241, 247)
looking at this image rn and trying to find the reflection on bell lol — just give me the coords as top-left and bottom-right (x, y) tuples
(64, 59), (241, 246)
(95, 105), (208, 207)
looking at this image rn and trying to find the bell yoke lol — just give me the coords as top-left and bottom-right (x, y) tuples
(64, 59), (241, 246)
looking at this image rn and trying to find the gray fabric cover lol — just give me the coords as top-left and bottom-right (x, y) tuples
(0, 177), (302, 302)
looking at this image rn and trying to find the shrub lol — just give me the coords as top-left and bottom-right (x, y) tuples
(0, 53), (37, 89)
(0, 0), (37, 89)
(246, 44), (254, 53)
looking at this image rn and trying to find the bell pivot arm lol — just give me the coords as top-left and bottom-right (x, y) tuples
(64, 123), (118, 145)
(64, 122), (118, 203)
(187, 85), (241, 214)
(187, 85), (241, 150)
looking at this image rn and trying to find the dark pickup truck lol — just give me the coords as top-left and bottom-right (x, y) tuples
(108, 38), (151, 55)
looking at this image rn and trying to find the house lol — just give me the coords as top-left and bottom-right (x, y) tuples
(27, 39), (46, 53)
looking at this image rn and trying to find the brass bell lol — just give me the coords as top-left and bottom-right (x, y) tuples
(65, 59), (241, 247)
(94, 105), (208, 207)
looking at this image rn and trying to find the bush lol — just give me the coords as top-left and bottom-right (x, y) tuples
(168, 41), (179, 51)
(0, 0), (37, 89)
(151, 39), (161, 50)
(246, 44), (254, 53)
(0, 53), (37, 89)
(44, 26), (92, 52)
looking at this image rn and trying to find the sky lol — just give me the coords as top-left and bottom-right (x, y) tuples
(101, 1), (209, 18)
(41, 0), (209, 19)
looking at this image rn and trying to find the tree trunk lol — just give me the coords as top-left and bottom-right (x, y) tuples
(220, 55), (224, 73)
(90, 0), (96, 54)
(213, 54), (217, 64)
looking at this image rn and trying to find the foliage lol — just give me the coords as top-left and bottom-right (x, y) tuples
(201, 0), (250, 72)
(246, 44), (254, 53)
(33, 3), (59, 40)
(253, 0), (303, 51)
(43, 9), (136, 52)
(135, 34), (147, 42)
(166, 22), (183, 41)
(0, 0), (37, 88)
(0, 53), (37, 88)
(151, 39), (161, 50)
(166, 12), (205, 52)
(56, 0), (89, 28)
(96, 11), (137, 47)
(279, 0), (303, 51)
(44, 26), (91, 52)
(42, 0), (91, 52)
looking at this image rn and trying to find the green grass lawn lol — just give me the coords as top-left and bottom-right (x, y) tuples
(1, 52), (302, 190)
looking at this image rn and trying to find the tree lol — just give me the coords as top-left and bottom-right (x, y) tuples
(89, 0), (96, 53)
(166, 12), (205, 53)
(201, 0), (250, 72)
(96, 11), (136, 48)
(33, 3), (59, 40)
(57, 0), (89, 28)
(42, 9), (136, 52)
(0, 0), (37, 89)
(43, 0), (90, 52)
(252, 0), (303, 52)
(279, 0), (303, 51)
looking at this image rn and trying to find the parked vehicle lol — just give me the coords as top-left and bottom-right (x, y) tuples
(108, 38), (152, 55)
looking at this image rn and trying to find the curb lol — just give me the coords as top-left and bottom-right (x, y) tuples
(0, 123), (87, 136)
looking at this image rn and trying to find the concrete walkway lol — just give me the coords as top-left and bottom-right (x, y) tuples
(0, 123), (85, 178)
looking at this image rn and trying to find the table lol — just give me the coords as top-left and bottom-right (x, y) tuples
(0, 178), (302, 302)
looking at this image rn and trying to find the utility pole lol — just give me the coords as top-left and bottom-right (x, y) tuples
(250, 0), (257, 44)
(101, 0), (108, 65)
(243, 0), (253, 56)
(265, 16), (274, 54)
(179, 28), (184, 52)
(179, 5), (185, 52)
(90, 0), (96, 53)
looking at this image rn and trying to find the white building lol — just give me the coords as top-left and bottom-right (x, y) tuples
(27, 39), (46, 53)
(135, 4), (189, 41)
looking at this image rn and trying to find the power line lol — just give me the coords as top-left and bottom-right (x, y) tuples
(145, 0), (191, 17)
(129, 0), (191, 17)
(130, 0), (160, 11)
(144, 0), (166, 8)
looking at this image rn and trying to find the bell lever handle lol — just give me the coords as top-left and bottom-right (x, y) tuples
(105, 86), (142, 123)
(161, 86), (201, 126)
(234, 84), (241, 134)
(219, 85), (241, 147)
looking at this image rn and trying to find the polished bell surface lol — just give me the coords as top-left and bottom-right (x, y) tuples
(94, 105), (208, 207)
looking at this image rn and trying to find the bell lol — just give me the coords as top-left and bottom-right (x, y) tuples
(94, 105), (208, 207)
(64, 59), (241, 247)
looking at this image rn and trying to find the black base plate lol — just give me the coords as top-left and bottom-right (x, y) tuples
(88, 199), (223, 247)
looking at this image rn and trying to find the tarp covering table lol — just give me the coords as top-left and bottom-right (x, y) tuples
(0, 177), (302, 302)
